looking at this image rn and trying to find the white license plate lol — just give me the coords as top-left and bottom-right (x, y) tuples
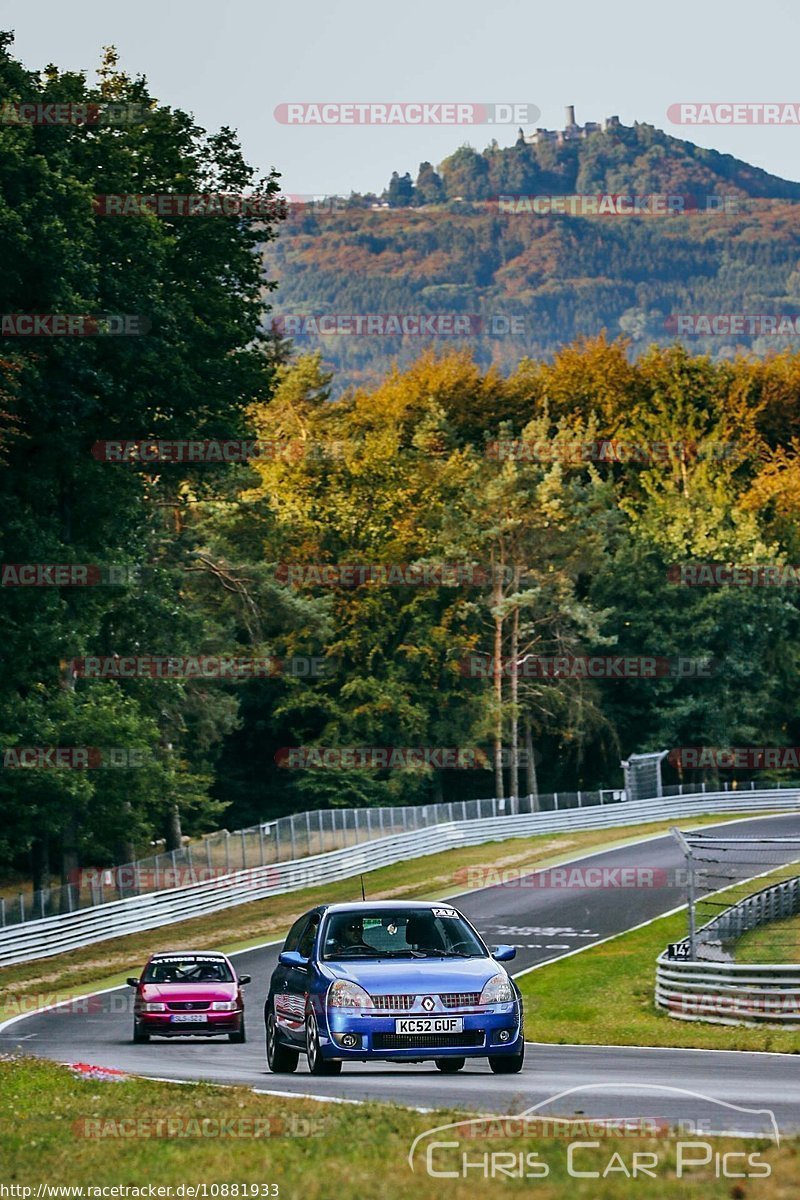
(171, 1013), (207, 1023)
(394, 1017), (464, 1034)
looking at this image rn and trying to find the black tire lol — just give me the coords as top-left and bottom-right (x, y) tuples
(435, 1057), (465, 1073)
(132, 1020), (150, 1044)
(488, 1041), (525, 1074)
(305, 1010), (342, 1076)
(266, 1012), (299, 1073)
(229, 1014), (246, 1044)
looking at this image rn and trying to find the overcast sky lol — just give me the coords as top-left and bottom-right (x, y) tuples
(8, 0), (800, 195)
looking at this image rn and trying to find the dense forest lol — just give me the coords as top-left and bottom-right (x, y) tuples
(3, 33), (800, 890)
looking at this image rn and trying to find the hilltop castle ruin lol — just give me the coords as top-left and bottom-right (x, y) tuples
(521, 105), (621, 146)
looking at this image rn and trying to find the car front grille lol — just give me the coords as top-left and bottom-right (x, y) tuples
(373, 1031), (484, 1050)
(370, 994), (416, 1010)
(440, 992), (481, 1008)
(166, 1002), (211, 1011)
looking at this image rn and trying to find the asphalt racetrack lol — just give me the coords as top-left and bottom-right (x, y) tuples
(3, 813), (799, 1134)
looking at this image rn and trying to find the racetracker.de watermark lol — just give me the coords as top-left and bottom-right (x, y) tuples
(0, 101), (146, 126)
(486, 439), (740, 464)
(93, 193), (281, 217)
(0, 314), (149, 336)
(668, 563), (800, 586)
(274, 102), (539, 125)
(66, 655), (328, 679)
(73, 1114), (324, 1139)
(667, 101), (800, 125)
(274, 746), (535, 770)
(91, 439), (346, 463)
(268, 314), (526, 337)
(1, 563), (141, 587)
(2, 747), (155, 769)
(668, 746), (800, 770)
(453, 865), (695, 889)
(666, 314), (800, 337)
(460, 654), (715, 679)
(275, 563), (492, 587)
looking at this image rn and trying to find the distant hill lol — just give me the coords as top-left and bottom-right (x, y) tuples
(262, 119), (800, 392)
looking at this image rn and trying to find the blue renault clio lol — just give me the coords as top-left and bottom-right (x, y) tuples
(265, 900), (524, 1075)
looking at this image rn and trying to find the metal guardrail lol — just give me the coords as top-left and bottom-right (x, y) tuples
(1, 788), (797, 967)
(4, 788), (625, 926)
(656, 876), (800, 1025)
(6, 779), (792, 927)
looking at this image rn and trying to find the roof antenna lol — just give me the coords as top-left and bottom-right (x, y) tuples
(360, 874), (366, 901)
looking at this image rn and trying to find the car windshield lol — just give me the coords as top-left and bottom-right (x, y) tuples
(142, 956), (234, 983)
(321, 907), (485, 960)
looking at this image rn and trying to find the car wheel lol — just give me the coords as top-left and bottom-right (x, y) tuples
(435, 1057), (465, 1073)
(132, 1020), (150, 1044)
(305, 1010), (342, 1075)
(488, 1041), (525, 1074)
(266, 1012), (299, 1073)
(229, 1014), (246, 1044)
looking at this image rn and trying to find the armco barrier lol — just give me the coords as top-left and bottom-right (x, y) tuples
(656, 874), (800, 1025)
(1, 789), (798, 966)
(655, 958), (800, 1026)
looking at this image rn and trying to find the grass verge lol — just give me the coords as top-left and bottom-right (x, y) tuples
(1, 1057), (795, 1197)
(735, 910), (800, 964)
(0, 812), (779, 1021)
(517, 907), (800, 1053)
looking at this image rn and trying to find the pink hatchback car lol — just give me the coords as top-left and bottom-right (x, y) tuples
(127, 950), (250, 1043)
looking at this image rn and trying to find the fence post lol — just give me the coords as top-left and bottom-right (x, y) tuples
(554, 792), (559, 810)
(318, 808), (324, 853)
(402, 807), (408, 833)
(305, 810), (312, 854)
(241, 830), (247, 869)
(378, 808), (384, 838)
(225, 833), (231, 874)
(290, 815), (297, 860)
(577, 790), (583, 807)
(0, 897), (4, 926)
(275, 820), (282, 862)
(19, 893), (24, 923)
(258, 824), (265, 866)
(206, 838), (213, 871)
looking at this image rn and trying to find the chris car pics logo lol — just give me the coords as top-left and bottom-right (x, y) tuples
(408, 1085), (778, 1180)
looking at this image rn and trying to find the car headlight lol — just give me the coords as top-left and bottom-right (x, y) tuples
(210, 1001), (238, 1011)
(139, 1002), (166, 1012)
(479, 973), (514, 1005)
(327, 980), (374, 1009)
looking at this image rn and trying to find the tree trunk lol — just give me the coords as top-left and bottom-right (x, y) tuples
(61, 810), (80, 888)
(117, 801), (136, 864)
(31, 835), (51, 893)
(165, 803), (183, 852)
(509, 570), (521, 803)
(524, 717), (538, 810)
(492, 560), (505, 801)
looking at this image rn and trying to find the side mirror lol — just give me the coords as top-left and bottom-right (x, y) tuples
(126, 977), (140, 987)
(238, 974), (251, 985)
(492, 945), (516, 962)
(278, 950), (308, 969)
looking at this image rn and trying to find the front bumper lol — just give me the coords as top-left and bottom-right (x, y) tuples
(322, 1002), (522, 1060)
(135, 1011), (242, 1037)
